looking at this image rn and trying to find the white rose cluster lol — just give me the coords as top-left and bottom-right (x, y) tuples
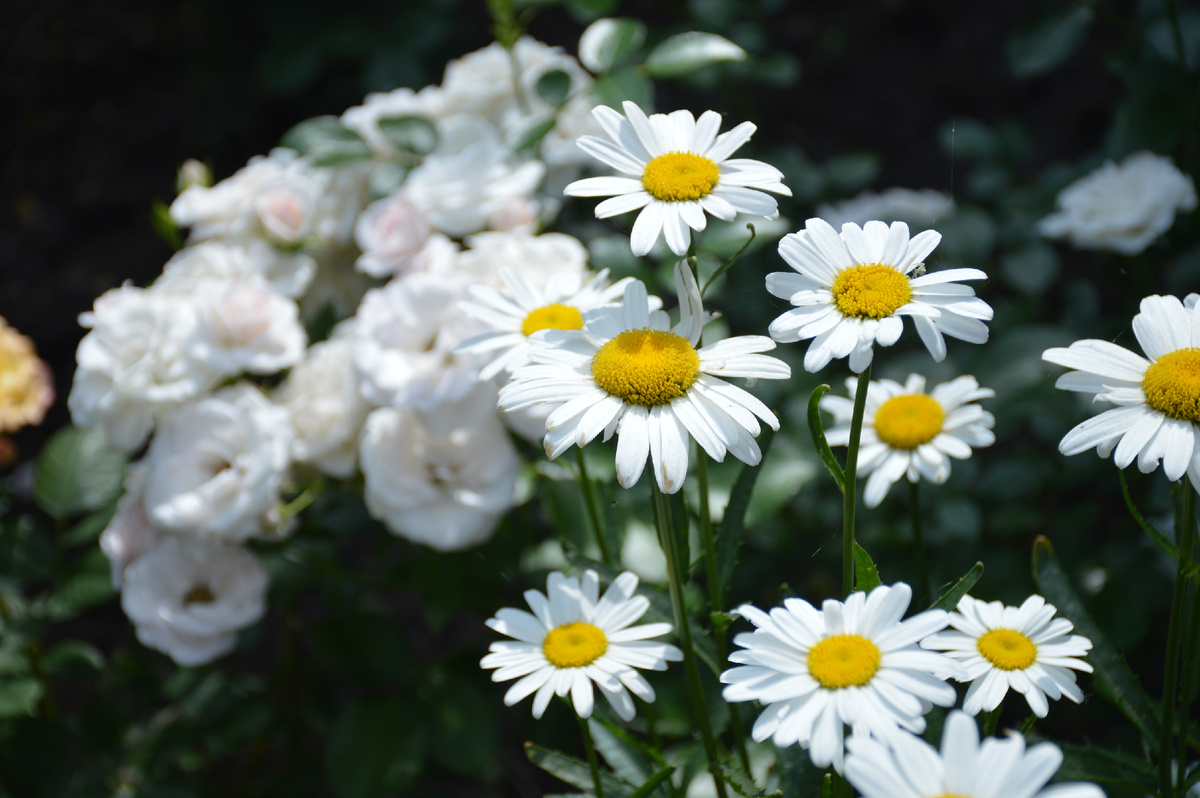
(69, 34), (611, 666)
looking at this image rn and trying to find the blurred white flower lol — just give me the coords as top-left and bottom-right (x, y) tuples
(820, 373), (995, 507)
(69, 284), (222, 452)
(120, 536), (268, 667)
(453, 231), (589, 289)
(817, 188), (954, 230)
(191, 276), (307, 375)
(341, 86), (445, 158)
(100, 463), (160, 588)
(359, 407), (519, 551)
(142, 384), (293, 543)
(1040, 151), (1197, 255)
(273, 330), (370, 478)
(157, 238), (316, 299)
(354, 193), (434, 278)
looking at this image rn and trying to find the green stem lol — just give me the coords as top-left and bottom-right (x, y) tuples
(842, 366), (873, 597)
(576, 449), (614, 568)
(984, 706), (1001, 737)
(909, 480), (931, 604)
(1160, 484), (1196, 798)
(651, 484), (729, 798)
(579, 715), (605, 798)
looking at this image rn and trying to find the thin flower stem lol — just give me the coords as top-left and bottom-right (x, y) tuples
(651, 483), (729, 798)
(576, 449), (614, 568)
(1160, 484), (1196, 798)
(984, 706), (1001, 737)
(579, 715), (605, 798)
(843, 366), (873, 597)
(909, 480), (931, 605)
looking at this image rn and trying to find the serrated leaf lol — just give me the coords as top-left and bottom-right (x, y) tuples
(852, 543), (882, 593)
(591, 67), (653, 110)
(930, 562), (983, 611)
(537, 69), (573, 107)
(0, 677), (42, 718)
(34, 426), (127, 521)
(1032, 537), (1160, 746)
(1007, 4), (1094, 77)
(279, 116), (373, 166)
(645, 32), (746, 78)
(377, 115), (437, 157)
(527, 743), (635, 797)
(579, 18), (646, 73)
(716, 428), (775, 598)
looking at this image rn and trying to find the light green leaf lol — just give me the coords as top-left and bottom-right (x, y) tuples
(527, 743), (635, 797)
(1007, 5), (1094, 77)
(579, 18), (646, 73)
(591, 67), (653, 110)
(931, 562), (983, 611)
(377, 115), (437, 157)
(34, 425), (127, 521)
(0, 677), (42, 718)
(852, 543), (882, 593)
(537, 69), (573, 107)
(280, 116), (373, 166)
(588, 718), (652, 787)
(645, 32), (746, 78)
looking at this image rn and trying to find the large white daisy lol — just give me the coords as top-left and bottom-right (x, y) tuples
(497, 262), (790, 494)
(766, 217), (993, 373)
(563, 101), (791, 256)
(720, 582), (964, 774)
(820, 373), (995, 507)
(480, 569), (682, 721)
(920, 594), (1093, 718)
(456, 267), (637, 380)
(1042, 293), (1200, 491)
(844, 709), (1105, 798)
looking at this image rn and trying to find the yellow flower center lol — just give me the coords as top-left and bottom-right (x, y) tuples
(873, 393), (945, 450)
(807, 634), (882, 689)
(641, 152), (721, 202)
(542, 621), (608, 668)
(1142, 348), (1200, 424)
(977, 628), (1037, 671)
(591, 329), (700, 407)
(831, 263), (913, 319)
(520, 303), (584, 337)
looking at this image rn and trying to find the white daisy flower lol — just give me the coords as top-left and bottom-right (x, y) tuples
(766, 217), (993, 373)
(497, 262), (790, 494)
(1042, 293), (1200, 491)
(456, 267), (638, 380)
(820, 373), (995, 508)
(844, 709), (1106, 798)
(563, 101), (791, 257)
(720, 582), (964, 774)
(920, 594), (1093, 718)
(481, 569), (683, 721)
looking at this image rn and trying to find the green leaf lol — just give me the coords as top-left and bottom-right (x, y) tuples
(717, 758), (780, 797)
(526, 743), (635, 797)
(41, 556), (116, 622)
(41, 641), (104, 676)
(279, 116), (373, 166)
(0, 677), (42, 718)
(930, 562), (983, 611)
(537, 69), (573, 107)
(588, 718), (652, 786)
(1032, 537), (1160, 746)
(716, 428), (776, 598)
(34, 425), (127, 521)
(325, 697), (426, 798)
(377, 115), (437, 157)
(58, 503), (118, 550)
(807, 385), (845, 494)
(1118, 469), (1177, 559)
(427, 679), (500, 780)
(645, 32), (746, 78)
(629, 766), (675, 798)
(150, 199), (183, 251)
(1054, 741), (1157, 790)
(1007, 4), (1094, 77)
(0, 516), (55, 584)
(510, 115), (558, 152)
(852, 543), (882, 593)
(578, 18), (646, 73)
(591, 67), (653, 109)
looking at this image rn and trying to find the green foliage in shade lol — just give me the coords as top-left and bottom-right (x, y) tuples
(1053, 740), (1158, 792)
(279, 116), (373, 166)
(715, 427), (775, 599)
(588, 718), (672, 797)
(376, 115), (438, 156)
(627, 765), (675, 798)
(1006, 4), (1094, 77)
(591, 66), (653, 110)
(578, 18), (646, 74)
(1032, 537), (1161, 748)
(717, 758), (781, 797)
(852, 542), (882, 593)
(644, 32), (746, 78)
(1106, 55), (1197, 156)
(324, 696), (427, 798)
(527, 742), (639, 796)
(33, 425), (126, 522)
(930, 562), (983, 611)
(150, 199), (183, 251)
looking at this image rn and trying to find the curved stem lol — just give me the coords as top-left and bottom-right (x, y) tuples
(842, 366), (872, 597)
(1160, 484), (1196, 798)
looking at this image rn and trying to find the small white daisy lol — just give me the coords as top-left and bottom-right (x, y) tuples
(1043, 293), (1200, 491)
(497, 262), (790, 494)
(720, 582), (964, 774)
(563, 101), (791, 256)
(766, 217), (993, 373)
(820, 373), (996, 508)
(480, 569), (682, 721)
(920, 594), (1093, 718)
(844, 709), (1106, 798)
(456, 267), (638, 380)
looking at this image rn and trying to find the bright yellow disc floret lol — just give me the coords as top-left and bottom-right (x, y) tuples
(873, 393), (945, 449)
(543, 621), (608, 668)
(807, 634), (882, 689)
(642, 152), (721, 202)
(591, 329), (700, 407)
(831, 263), (913, 319)
(1142, 347), (1200, 423)
(976, 628), (1037, 671)
(521, 303), (584, 337)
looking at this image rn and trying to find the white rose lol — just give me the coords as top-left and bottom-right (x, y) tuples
(1040, 151), (1198, 255)
(191, 276), (306, 375)
(120, 536), (268, 666)
(341, 85), (446, 158)
(157, 238), (316, 299)
(453, 231), (588, 289)
(354, 193), (433, 277)
(142, 384), (292, 542)
(816, 188), (955, 230)
(99, 462), (160, 588)
(351, 271), (487, 410)
(273, 331), (369, 478)
(359, 407), (519, 551)
(69, 284), (222, 452)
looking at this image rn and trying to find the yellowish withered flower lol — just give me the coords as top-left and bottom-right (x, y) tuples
(0, 318), (54, 434)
